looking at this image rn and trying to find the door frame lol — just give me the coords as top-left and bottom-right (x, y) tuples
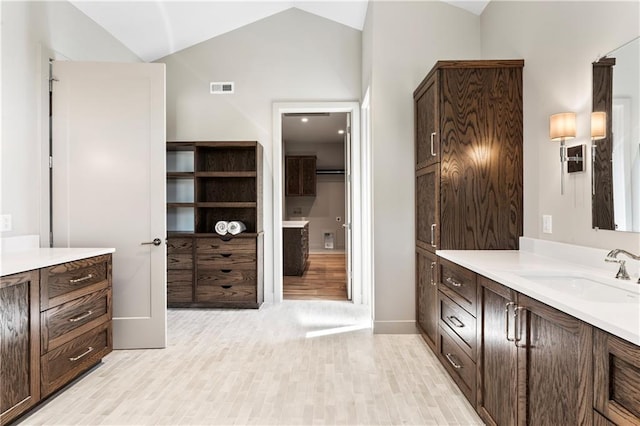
(272, 101), (368, 305)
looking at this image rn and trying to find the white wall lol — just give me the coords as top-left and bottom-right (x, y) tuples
(0, 1), (140, 239)
(364, 1), (481, 333)
(158, 8), (361, 301)
(481, 1), (640, 253)
(285, 141), (346, 250)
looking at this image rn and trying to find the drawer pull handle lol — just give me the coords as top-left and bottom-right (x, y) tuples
(505, 302), (516, 342)
(69, 346), (94, 362)
(220, 253), (232, 258)
(220, 269), (232, 273)
(445, 353), (462, 369)
(430, 132), (437, 157)
(68, 310), (94, 323)
(430, 262), (436, 286)
(430, 224), (437, 247)
(221, 285), (233, 289)
(220, 236), (232, 242)
(446, 277), (462, 287)
(69, 274), (94, 284)
(447, 315), (465, 328)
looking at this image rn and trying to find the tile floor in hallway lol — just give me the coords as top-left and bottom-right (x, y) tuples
(19, 301), (483, 425)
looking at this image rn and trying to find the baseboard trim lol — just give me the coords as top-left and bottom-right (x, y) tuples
(373, 320), (418, 334)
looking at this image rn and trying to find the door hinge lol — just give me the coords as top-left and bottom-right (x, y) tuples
(49, 77), (58, 92)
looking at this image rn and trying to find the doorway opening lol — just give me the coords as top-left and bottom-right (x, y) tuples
(282, 112), (348, 300)
(272, 102), (369, 313)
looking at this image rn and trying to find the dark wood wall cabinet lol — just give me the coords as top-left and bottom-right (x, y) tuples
(415, 60), (523, 377)
(166, 141), (264, 309)
(1, 254), (113, 426)
(283, 223), (309, 276)
(285, 155), (316, 196)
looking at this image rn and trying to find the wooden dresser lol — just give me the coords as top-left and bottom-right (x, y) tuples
(1, 251), (113, 426)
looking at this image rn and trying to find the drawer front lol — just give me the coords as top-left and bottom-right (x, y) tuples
(41, 322), (112, 397)
(41, 288), (111, 353)
(167, 238), (192, 254)
(197, 269), (256, 287)
(439, 258), (477, 316)
(196, 283), (256, 303)
(41, 255), (110, 309)
(440, 292), (476, 359)
(168, 254), (192, 270)
(198, 252), (256, 269)
(197, 237), (255, 254)
(168, 271), (193, 304)
(439, 325), (476, 404)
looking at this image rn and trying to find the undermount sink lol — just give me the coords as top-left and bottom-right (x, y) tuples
(514, 271), (640, 303)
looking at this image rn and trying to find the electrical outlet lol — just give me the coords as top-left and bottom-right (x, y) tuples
(542, 215), (552, 234)
(336, 217), (341, 222)
(0, 214), (12, 232)
(292, 207), (302, 215)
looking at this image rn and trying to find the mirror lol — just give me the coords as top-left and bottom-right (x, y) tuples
(592, 36), (640, 232)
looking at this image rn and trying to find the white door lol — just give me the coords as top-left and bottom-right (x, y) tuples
(344, 113), (353, 300)
(52, 61), (166, 349)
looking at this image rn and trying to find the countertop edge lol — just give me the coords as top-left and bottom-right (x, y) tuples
(1, 247), (116, 277)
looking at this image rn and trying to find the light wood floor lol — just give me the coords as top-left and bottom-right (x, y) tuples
(284, 253), (347, 301)
(20, 302), (482, 426)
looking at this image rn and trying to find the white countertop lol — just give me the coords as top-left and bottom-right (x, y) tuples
(282, 221), (309, 228)
(437, 249), (640, 346)
(1, 247), (116, 277)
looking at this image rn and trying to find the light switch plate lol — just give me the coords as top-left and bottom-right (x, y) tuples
(0, 214), (12, 232)
(542, 215), (552, 234)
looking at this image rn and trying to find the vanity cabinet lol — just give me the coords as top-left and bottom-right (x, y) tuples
(285, 155), (316, 196)
(477, 276), (593, 425)
(416, 247), (438, 350)
(593, 328), (640, 425)
(0, 271), (40, 426)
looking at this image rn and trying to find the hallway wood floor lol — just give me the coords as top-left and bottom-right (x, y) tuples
(19, 302), (482, 425)
(284, 253), (347, 301)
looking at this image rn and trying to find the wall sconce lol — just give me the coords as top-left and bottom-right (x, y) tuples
(549, 112), (576, 194)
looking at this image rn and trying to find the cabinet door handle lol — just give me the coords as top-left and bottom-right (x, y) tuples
(68, 310), (94, 323)
(445, 353), (462, 369)
(447, 315), (465, 328)
(430, 132), (437, 157)
(430, 262), (436, 286)
(220, 253), (232, 258)
(69, 346), (94, 362)
(430, 224), (437, 247)
(505, 302), (516, 342)
(220, 269), (232, 273)
(446, 277), (462, 287)
(221, 284), (233, 289)
(514, 306), (526, 348)
(69, 274), (93, 284)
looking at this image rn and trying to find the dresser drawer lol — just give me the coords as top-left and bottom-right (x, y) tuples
(197, 252), (256, 269)
(41, 322), (112, 397)
(41, 288), (111, 353)
(197, 237), (255, 254)
(196, 283), (256, 303)
(439, 292), (476, 360)
(168, 270), (193, 304)
(197, 269), (256, 287)
(168, 254), (192, 270)
(41, 255), (111, 310)
(439, 325), (476, 404)
(167, 238), (193, 254)
(439, 258), (477, 316)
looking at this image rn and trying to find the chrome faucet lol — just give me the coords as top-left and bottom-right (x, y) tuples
(605, 249), (640, 283)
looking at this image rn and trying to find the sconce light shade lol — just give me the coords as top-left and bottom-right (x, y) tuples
(591, 111), (607, 140)
(549, 112), (577, 140)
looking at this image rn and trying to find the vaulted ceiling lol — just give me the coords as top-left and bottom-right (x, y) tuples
(70, 1), (490, 62)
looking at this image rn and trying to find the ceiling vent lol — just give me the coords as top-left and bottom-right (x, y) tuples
(210, 82), (234, 94)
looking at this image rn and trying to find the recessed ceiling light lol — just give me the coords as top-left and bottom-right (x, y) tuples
(338, 129), (345, 135)
(301, 117), (309, 123)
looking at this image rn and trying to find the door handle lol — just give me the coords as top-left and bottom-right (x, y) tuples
(141, 238), (162, 246)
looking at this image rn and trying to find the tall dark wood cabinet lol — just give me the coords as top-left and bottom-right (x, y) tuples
(166, 141), (264, 308)
(414, 60), (524, 366)
(285, 155), (316, 196)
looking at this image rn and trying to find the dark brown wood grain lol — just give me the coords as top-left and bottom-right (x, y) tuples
(283, 225), (309, 276)
(196, 145), (256, 172)
(40, 288), (111, 353)
(167, 270), (193, 304)
(439, 65), (523, 250)
(415, 73), (439, 168)
(416, 248), (438, 351)
(196, 283), (257, 303)
(438, 257), (477, 316)
(516, 294), (593, 426)
(593, 410), (617, 426)
(285, 156), (316, 196)
(197, 177), (256, 203)
(593, 328), (640, 425)
(476, 276), (518, 426)
(196, 207), (257, 234)
(167, 254), (193, 270)
(439, 325), (477, 405)
(416, 164), (439, 252)
(592, 59), (615, 230)
(0, 270), (40, 425)
(439, 292), (476, 359)
(41, 255), (110, 309)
